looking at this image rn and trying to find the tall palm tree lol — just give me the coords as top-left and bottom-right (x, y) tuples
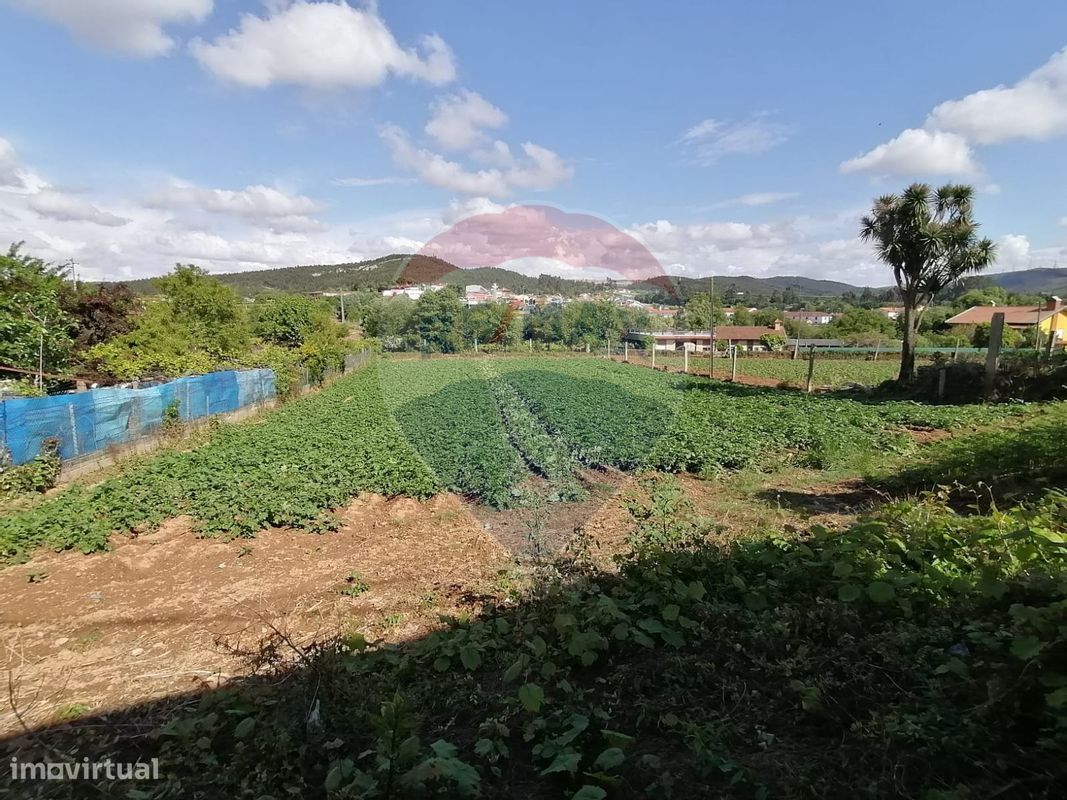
(860, 183), (996, 384)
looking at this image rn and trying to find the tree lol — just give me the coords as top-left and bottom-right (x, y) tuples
(61, 282), (141, 354)
(0, 243), (72, 384)
(252, 294), (331, 348)
(88, 265), (249, 379)
(411, 286), (463, 352)
(683, 293), (725, 329)
(860, 183), (996, 383)
(830, 308), (896, 339)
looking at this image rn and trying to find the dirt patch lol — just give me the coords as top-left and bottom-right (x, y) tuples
(470, 469), (629, 559)
(0, 493), (510, 736)
(901, 426), (953, 445)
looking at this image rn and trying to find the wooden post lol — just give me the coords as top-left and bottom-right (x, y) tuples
(873, 342), (880, 361)
(684, 347), (689, 373)
(1045, 329), (1056, 362)
(529, 338), (533, 353)
(624, 340), (629, 362)
(792, 336), (800, 360)
(952, 338), (960, 361)
(805, 346), (816, 393)
(709, 328), (716, 378)
(606, 337), (610, 359)
(937, 367), (947, 401)
(731, 345), (738, 381)
(474, 337), (479, 353)
(651, 346), (656, 369)
(984, 312), (1005, 401)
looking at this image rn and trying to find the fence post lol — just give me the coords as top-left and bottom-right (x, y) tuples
(624, 340), (628, 362)
(731, 345), (738, 381)
(873, 342), (880, 361)
(983, 312), (1005, 401)
(683, 347), (688, 374)
(952, 338), (960, 362)
(651, 346), (656, 369)
(936, 367), (947, 401)
(1045, 329), (1056, 362)
(792, 337), (800, 360)
(805, 346), (816, 393)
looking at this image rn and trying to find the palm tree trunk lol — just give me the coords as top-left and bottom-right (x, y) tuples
(898, 301), (917, 383)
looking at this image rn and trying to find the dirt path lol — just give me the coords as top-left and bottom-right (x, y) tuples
(0, 494), (511, 735)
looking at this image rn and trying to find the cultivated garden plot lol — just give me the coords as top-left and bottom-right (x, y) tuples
(0, 356), (1024, 565)
(1, 356), (1064, 799)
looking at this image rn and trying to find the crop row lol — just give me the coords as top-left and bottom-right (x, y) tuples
(378, 359), (527, 507)
(0, 365), (437, 563)
(480, 362), (585, 501)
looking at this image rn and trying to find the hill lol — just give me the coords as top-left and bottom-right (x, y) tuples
(118, 254), (605, 298)
(116, 254), (871, 300)
(983, 267), (1067, 296)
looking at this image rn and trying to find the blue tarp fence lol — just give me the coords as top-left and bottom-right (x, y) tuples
(0, 368), (275, 465)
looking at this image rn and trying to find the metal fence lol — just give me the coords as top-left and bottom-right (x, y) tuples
(0, 368), (275, 466)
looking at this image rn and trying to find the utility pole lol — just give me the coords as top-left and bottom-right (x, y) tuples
(709, 274), (716, 378)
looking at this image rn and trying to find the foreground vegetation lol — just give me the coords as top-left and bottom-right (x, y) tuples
(13, 470), (1065, 799)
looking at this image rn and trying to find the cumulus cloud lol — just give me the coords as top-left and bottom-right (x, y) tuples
(145, 181), (321, 229)
(0, 138), (26, 188)
(381, 125), (572, 198)
(840, 128), (979, 176)
(8, 0), (212, 57)
(190, 1), (455, 88)
(679, 115), (792, 164)
(28, 190), (130, 227)
(997, 234), (1031, 268)
(424, 90), (507, 151)
(926, 47), (1067, 144)
(843, 47), (1067, 178)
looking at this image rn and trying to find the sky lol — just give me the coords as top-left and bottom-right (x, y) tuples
(0, 1), (1065, 286)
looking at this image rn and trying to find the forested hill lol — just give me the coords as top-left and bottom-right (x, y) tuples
(117, 254), (605, 298)
(114, 254), (1067, 300)
(116, 253), (870, 299)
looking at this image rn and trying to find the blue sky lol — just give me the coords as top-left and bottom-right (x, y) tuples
(0, 1), (1065, 285)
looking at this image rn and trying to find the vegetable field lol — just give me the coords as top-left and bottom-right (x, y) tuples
(0, 356), (1021, 563)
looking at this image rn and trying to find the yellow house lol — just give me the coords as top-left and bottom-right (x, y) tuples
(946, 297), (1067, 345)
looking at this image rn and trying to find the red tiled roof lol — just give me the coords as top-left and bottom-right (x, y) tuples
(946, 306), (1057, 326)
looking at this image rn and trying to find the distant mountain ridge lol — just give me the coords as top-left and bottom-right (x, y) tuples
(114, 255), (1067, 301)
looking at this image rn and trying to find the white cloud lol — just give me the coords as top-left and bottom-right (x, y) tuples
(840, 128), (979, 176)
(9, 0), (212, 57)
(145, 181), (321, 225)
(996, 234), (1031, 267)
(926, 47), (1067, 144)
(679, 115), (792, 164)
(722, 191), (798, 207)
(1060, 216), (1067, 227)
(425, 91), (507, 151)
(381, 125), (572, 198)
(0, 138), (25, 187)
(331, 176), (416, 187)
(27, 190), (129, 227)
(190, 1), (455, 88)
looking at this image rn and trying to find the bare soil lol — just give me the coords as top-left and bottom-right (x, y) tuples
(0, 493), (511, 736)
(0, 468), (869, 738)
